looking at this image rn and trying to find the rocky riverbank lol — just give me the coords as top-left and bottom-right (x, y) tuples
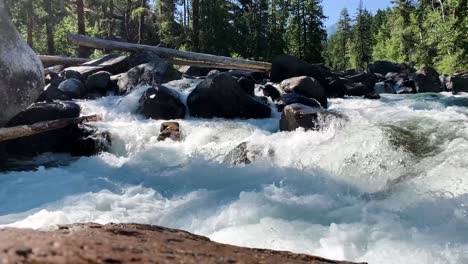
(0, 223), (364, 264)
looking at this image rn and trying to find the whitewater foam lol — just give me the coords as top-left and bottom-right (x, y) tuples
(1, 85), (468, 264)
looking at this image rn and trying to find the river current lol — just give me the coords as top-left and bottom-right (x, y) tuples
(1, 82), (468, 263)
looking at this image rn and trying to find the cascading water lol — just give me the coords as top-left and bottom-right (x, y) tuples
(1, 82), (467, 264)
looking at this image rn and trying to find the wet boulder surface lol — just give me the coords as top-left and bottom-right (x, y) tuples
(187, 73), (271, 119)
(0, 223), (362, 264)
(139, 86), (186, 120)
(414, 66), (443, 93)
(280, 76), (328, 108)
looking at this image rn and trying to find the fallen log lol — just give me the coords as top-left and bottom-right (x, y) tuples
(0, 114), (101, 143)
(67, 33), (272, 72)
(39, 55), (90, 67)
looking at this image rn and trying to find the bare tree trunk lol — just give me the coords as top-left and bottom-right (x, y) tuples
(138, 0), (146, 44)
(108, 0), (114, 39)
(76, 0), (88, 57)
(192, 0), (199, 52)
(26, 0), (34, 48)
(44, 0), (55, 55)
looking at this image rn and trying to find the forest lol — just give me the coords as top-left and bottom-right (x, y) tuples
(4, 0), (468, 74)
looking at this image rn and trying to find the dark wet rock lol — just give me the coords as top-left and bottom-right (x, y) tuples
(207, 69), (222, 78)
(279, 76), (327, 108)
(57, 78), (85, 98)
(368, 61), (415, 75)
(396, 80), (417, 94)
(224, 142), (252, 165)
(271, 55), (326, 86)
(0, 223), (361, 264)
(45, 72), (60, 85)
(179, 66), (219, 77)
(280, 103), (345, 132)
(139, 86), (186, 120)
(227, 70), (265, 83)
(0, 102), (110, 157)
(36, 78), (70, 102)
(118, 61), (182, 94)
(261, 84), (282, 101)
(347, 72), (377, 92)
(85, 71), (112, 94)
(238, 77), (255, 96)
(127, 51), (162, 68)
(60, 70), (85, 83)
(414, 66), (443, 93)
(364, 92), (381, 100)
(325, 78), (347, 98)
(64, 54), (130, 78)
(187, 73), (271, 119)
(0, 5), (44, 126)
(278, 93), (323, 112)
(158, 122), (182, 142)
(450, 73), (468, 94)
(342, 78), (373, 96)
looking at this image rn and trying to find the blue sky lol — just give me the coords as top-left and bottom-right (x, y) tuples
(323, 0), (393, 27)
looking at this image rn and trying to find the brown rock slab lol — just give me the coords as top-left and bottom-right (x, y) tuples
(158, 122), (182, 141)
(0, 223), (364, 264)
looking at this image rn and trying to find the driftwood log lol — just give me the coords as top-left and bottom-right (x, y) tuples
(67, 33), (272, 72)
(0, 115), (101, 143)
(39, 55), (89, 67)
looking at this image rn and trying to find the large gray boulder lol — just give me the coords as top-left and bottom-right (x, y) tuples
(279, 103), (345, 132)
(0, 1), (44, 126)
(279, 76), (328, 108)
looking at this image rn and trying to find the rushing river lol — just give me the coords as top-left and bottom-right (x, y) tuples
(1, 82), (468, 264)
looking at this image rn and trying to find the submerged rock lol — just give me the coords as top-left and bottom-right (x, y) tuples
(0, 102), (110, 158)
(0, 4), (44, 126)
(158, 122), (182, 142)
(280, 76), (328, 108)
(0, 223), (361, 264)
(139, 86), (186, 120)
(224, 142), (252, 165)
(280, 103), (344, 132)
(414, 66), (443, 93)
(278, 93), (323, 111)
(187, 73), (271, 119)
(118, 61), (182, 94)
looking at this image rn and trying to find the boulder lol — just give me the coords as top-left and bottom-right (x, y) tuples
(395, 80), (416, 94)
(341, 78), (373, 96)
(179, 66), (218, 77)
(0, 102), (110, 157)
(227, 70), (265, 83)
(118, 61), (182, 94)
(45, 72), (60, 85)
(279, 103), (345, 132)
(57, 78), (85, 98)
(414, 66), (443, 93)
(60, 70), (85, 83)
(223, 142), (252, 165)
(368, 61), (414, 75)
(127, 51), (162, 68)
(271, 55), (326, 86)
(139, 86), (186, 120)
(279, 76), (327, 108)
(187, 73), (271, 119)
(325, 78), (347, 98)
(158, 122), (182, 142)
(347, 72), (377, 92)
(261, 84), (282, 101)
(64, 54), (130, 78)
(85, 71), (112, 94)
(238, 77), (255, 96)
(450, 73), (468, 93)
(36, 78), (70, 102)
(278, 93), (323, 111)
(0, 3), (44, 126)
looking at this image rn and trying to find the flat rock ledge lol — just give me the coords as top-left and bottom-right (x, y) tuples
(0, 223), (364, 264)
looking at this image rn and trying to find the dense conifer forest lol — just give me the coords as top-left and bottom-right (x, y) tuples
(4, 0), (468, 74)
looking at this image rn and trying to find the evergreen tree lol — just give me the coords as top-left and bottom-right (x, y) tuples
(350, 1), (374, 69)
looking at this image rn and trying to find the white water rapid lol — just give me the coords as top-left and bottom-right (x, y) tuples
(1, 82), (468, 264)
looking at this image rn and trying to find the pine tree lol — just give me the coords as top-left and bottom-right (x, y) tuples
(351, 1), (374, 69)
